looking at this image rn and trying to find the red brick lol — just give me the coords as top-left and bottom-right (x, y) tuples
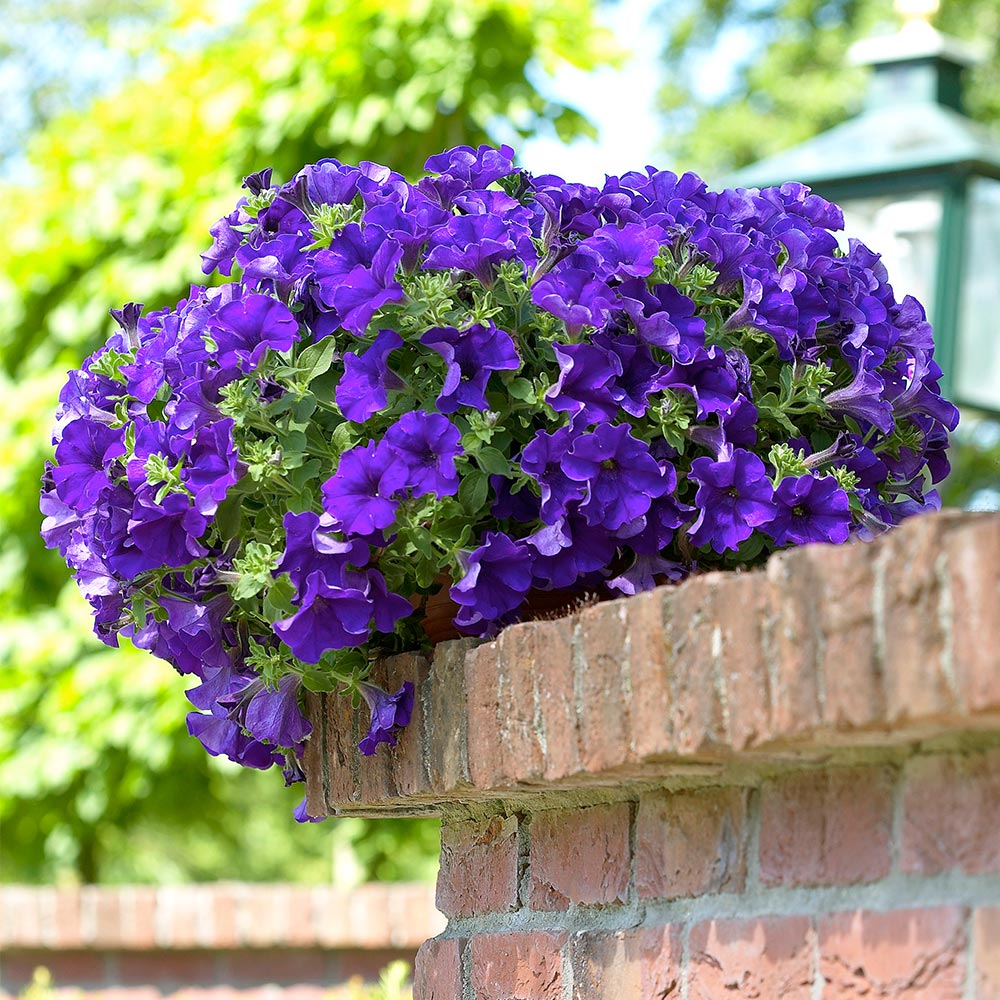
(117, 951), (218, 986)
(664, 573), (726, 754)
(766, 551), (822, 737)
(219, 949), (327, 986)
(386, 882), (446, 947)
(356, 658), (402, 804)
(635, 786), (748, 900)
(312, 888), (354, 949)
(413, 937), (463, 1000)
(533, 617), (581, 782)
(346, 885), (393, 950)
(32, 951), (108, 986)
(302, 691), (327, 820)
(437, 814), (519, 919)
(284, 886), (318, 948)
(714, 573), (771, 750)
(496, 623), (548, 782)
(324, 689), (358, 810)
(945, 516), (1000, 712)
(818, 907), (965, 998)
(465, 641), (505, 789)
(119, 886), (157, 950)
(208, 887), (240, 950)
(570, 925), (681, 999)
(577, 601), (631, 772)
(901, 749), (1000, 875)
(340, 948), (415, 982)
(974, 906), (1000, 997)
(528, 803), (630, 910)
(687, 915), (812, 999)
(470, 931), (567, 1000)
(805, 540), (885, 730)
(427, 638), (478, 792)
(0, 887), (43, 948)
(879, 514), (959, 723)
(52, 885), (83, 949)
(624, 589), (672, 760)
(387, 652), (431, 797)
(759, 765), (894, 887)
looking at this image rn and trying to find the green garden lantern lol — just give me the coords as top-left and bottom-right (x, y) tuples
(728, 1), (1000, 413)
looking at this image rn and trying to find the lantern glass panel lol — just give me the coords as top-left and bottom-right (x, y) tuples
(955, 177), (1000, 411)
(838, 192), (942, 322)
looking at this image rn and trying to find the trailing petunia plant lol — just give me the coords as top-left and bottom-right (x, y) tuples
(41, 145), (958, 819)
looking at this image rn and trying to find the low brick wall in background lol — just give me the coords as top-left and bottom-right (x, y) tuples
(303, 510), (1000, 998)
(0, 883), (444, 999)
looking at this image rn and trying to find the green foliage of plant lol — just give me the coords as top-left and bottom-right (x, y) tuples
(655, 0), (1000, 177)
(0, 0), (609, 884)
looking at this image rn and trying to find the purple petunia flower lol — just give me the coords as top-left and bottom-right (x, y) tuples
(336, 328), (406, 423)
(823, 350), (894, 435)
(321, 439), (408, 537)
(209, 293), (301, 374)
(423, 215), (524, 286)
(531, 268), (616, 336)
(546, 342), (620, 424)
(420, 323), (519, 413)
(273, 571), (373, 662)
(563, 423), (670, 531)
(660, 347), (740, 420)
(451, 531), (534, 635)
(519, 426), (587, 524)
(688, 449), (776, 553)
(357, 681), (415, 756)
(764, 474), (852, 547)
(385, 410), (463, 497)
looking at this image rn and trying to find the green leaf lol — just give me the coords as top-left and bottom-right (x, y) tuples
(475, 446), (509, 476)
(295, 338), (338, 383)
(457, 470), (490, 515)
(263, 574), (296, 624)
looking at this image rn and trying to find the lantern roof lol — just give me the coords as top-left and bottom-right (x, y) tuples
(726, 20), (1000, 191)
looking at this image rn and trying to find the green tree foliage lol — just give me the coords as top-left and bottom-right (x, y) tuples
(655, 0), (1000, 178)
(0, 0), (610, 884)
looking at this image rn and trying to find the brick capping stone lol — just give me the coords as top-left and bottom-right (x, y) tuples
(299, 510), (1000, 997)
(0, 882), (444, 952)
(304, 510), (1000, 817)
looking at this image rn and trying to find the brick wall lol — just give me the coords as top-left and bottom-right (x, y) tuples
(0, 883), (444, 999)
(302, 510), (1000, 998)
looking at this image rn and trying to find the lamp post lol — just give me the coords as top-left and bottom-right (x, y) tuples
(727, 0), (1000, 413)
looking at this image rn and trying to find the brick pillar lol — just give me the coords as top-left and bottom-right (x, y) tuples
(303, 510), (1000, 999)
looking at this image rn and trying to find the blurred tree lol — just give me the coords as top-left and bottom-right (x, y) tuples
(655, 0), (1000, 178)
(0, 0), (612, 884)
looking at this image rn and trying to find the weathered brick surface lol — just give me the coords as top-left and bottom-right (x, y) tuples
(804, 540), (885, 729)
(759, 765), (895, 887)
(635, 786), (748, 900)
(687, 915), (813, 999)
(817, 907), (966, 998)
(879, 514), (959, 723)
(569, 925), (681, 999)
(527, 803), (630, 910)
(465, 640), (505, 790)
(470, 931), (568, 1000)
(766, 552), (823, 737)
(577, 601), (631, 772)
(714, 573), (771, 750)
(974, 906), (1000, 998)
(426, 638), (478, 792)
(664, 574), (727, 755)
(947, 517), (1000, 712)
(413, 936), (463, 1000)
(495, 623), (549, 782)
(436, 814), (519, 919)
(901, 748), (1000, 875)
(623, 589), (672, 760)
